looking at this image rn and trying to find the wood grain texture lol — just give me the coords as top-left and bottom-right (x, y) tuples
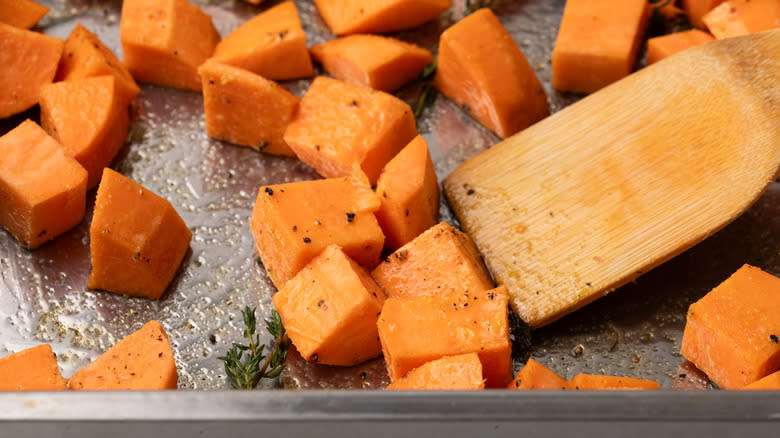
(444, 30), (780, 328)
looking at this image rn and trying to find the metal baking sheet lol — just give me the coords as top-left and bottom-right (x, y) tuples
(1, 0), (778, 398)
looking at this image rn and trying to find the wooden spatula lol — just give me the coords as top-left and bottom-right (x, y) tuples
(443, 30), (780, 329)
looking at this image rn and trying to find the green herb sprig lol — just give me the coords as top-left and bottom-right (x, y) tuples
(413, 59), (438, 120)
(218, 306), (289, 389)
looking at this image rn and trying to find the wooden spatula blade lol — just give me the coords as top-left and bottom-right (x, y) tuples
(444, 30), (780, 328)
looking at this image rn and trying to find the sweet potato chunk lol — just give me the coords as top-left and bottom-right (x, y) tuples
(69, 320), (178, 390)
(273, 245), (387, 366)
(212, 1), (312, 80)
(386, 353), (485, 390)
(88, 168), (192, 299)
(0, 345), (67, 391)
(508, 358), (566, 390)
(314, 0), (452, 35)
(311, 34), (433, 92)
(39, 76), (131, 189)
(55, 24), (140, 102)
(565, 373), (659, 390)
(681, 264), (780, 389)
(120, 0), (220, 91)
(702, 0), (780, 39)
(199, 59), (298, 156)
(0, 0), (49, 29)
(0, 22), (63, 118)
(375, 135), (439, 250)
(434, 8), (548, 139)
(0, 120), (87, 249)
(250, 166), (384, 288)
(284, 76), (417, 184)
(552, 0), (650, 93)
(646, 29), (715, 65)
(744, 370), (780, 390)
(377, 286), (512, 387)
(371, 222), (493, 299)
(682, 0), (726, 28)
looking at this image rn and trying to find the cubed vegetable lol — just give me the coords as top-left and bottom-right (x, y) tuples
(386, 353), (485, 390)
(681, 264), (780, 389)
(0, 345), (67, 391)
(273, 245), (387, 366)
(0, 120), (87, 249)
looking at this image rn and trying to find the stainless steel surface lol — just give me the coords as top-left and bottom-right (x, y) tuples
(0, 0), (778, 401)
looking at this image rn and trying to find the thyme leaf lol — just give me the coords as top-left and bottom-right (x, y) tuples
(218, 306), (289, 389)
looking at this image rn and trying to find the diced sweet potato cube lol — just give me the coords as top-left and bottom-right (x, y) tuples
(702, 0), (780, 39)
(646, 29), (715, 65)
(39, 76), (131, 189)
(682, 0), (726, 28)
(88, 168), (192, 299)
(0, 0), (49, 29)
(552, 0), (650, 93)
(565, 373), (659, 390)
(744, 370), (780, 390)
(314, 0), (452, 35)
(212, 1), (312, 80)
(375, 135), (439, 250)
(434, 8), (549, 139)
(69, 320), (178, 390)
(0, 120), (87, 249)
(377, 286), (512, 387)
(0, 345), (67, 391)
(508, 358), (566, 390)
(283, 76), (417, 184)
(55, 24), (141, 102)
(371, 222), (493, 299)
(0, 22), (63, 118)
(250, 166), (384, 288)
(311, 34), (433, 92)
(198, 59), (298, 156)
(273, 245), (387, 366)
(386, 353), (485, 390)
(120, 0), (220, 91)
(681, 264), (780, 389)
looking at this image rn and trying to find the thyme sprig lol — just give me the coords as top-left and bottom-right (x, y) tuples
(413, 59), (438, 120)
(218, 306), (289, 389)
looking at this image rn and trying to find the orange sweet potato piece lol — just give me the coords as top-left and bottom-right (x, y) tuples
(120, 0), (220, 91)
(314, 0), (452, 35)
(0, 120), (87, 249)
(702, 0), (780, 39)
(386, 353), (485, 390)
(212, 1), (312, 80)
(0, 0), (49, 29)
(198, 59), (298, 156)
(377, 286), (512, 387)
(743, 370), (780, 390)
(0, 345), (67, 391)
(646, 29), (715, 65)
(39, 76), (131, 189)
(55, 24), (140, 102)
(681, 264), (780, 389)
(682, 0), (726, 28)
(551, 0), (650, 93)
(375, 135), (439, 250)
(310, 34), (433, 92)
(69, 320), (177, 390)
(250, 166), (384, 288)
(565, 373), (659, 390)
(0, 22), (63, 118)
(283, 76), (417, 184)
(508, 358), (566, 390)
(434, 8), (548, 139)
(88, 168), (192, 299)
(273, 245), (387, 366)
(371, 222), (493, 299)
